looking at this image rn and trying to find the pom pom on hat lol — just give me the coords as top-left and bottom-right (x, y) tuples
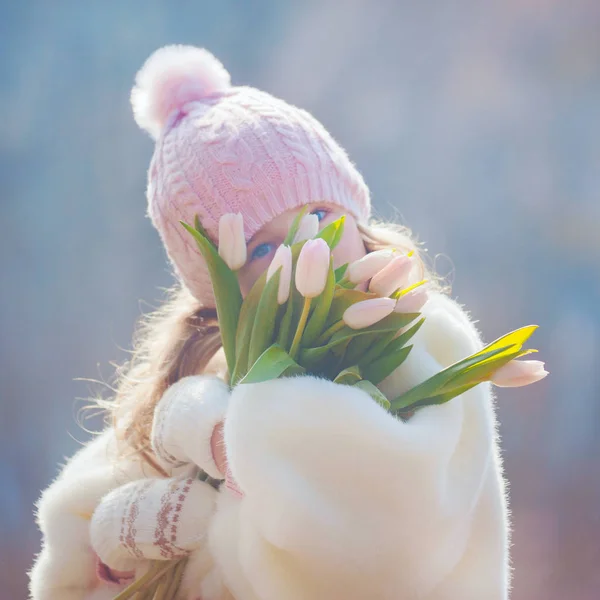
(131, 45), (231, 139)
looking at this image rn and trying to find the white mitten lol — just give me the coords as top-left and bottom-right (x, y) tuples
(151, 375), (229, 479)
(90, 476), (217, 571)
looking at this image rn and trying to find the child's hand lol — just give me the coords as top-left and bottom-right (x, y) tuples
(151, 375), (229, 479)
(90, 475), (218, 572)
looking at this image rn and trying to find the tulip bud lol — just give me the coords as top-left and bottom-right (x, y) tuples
(394, 287), (428, 314)
(343, 297), (396, 329)
(346, 250), (397, 284)
(267, 244), (293, 304)
(218, 213), (247, 270)
(293, 214), (319, 243)
(369, 255), (413, 297)
(491, 360), (548, 388)
(295, 238), (330, 298)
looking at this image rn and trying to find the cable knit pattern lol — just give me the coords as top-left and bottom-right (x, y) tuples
(151, 375), (230, 479)
(133, 46), (371, 305)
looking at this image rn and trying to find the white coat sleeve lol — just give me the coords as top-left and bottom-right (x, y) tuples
(30, 375), (226, 600)
(209, 293), (510, 600)
(29, 428), (154, 600)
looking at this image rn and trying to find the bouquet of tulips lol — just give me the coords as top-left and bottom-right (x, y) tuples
(180, 209), (546, 413)
(116, 209), (546, 599)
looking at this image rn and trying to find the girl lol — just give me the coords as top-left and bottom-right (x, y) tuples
(30, 45), (511, 600)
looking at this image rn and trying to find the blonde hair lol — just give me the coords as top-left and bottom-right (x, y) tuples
(109, 220), (431, 466)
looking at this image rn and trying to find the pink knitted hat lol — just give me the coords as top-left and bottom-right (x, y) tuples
(131, 45), (371, 306)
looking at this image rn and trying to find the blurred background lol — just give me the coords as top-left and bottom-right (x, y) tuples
(1, 0), (599, 598)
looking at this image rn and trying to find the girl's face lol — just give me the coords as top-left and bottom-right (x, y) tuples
(237, 204), (367, 297)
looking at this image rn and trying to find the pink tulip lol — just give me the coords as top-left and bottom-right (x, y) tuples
(369, 255), (413, 297)
(394, 287), (428, 314)
(267, 244), (293, 304)
(346, 250), (397, 284)
(293, 214), (319, 243)
(218, 213), (247, 270)
(343, 297), (396, 329)
(295, 238), (331, 298)
(491, 360), (548, 388)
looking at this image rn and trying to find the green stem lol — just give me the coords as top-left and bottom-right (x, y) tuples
(289, 297), (312, 359)
(112, 561), (174, 600)
(164, 558), (189, 599)
(315, 320), (345, 346)
(337, 275), (357, 289)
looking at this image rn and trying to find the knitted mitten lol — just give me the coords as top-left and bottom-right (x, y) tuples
(151, 375), (229, 479)
(90, 476), (217, 571)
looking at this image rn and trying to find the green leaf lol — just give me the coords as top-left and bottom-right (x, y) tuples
(248, 269), (282, 366)
(333, 365), (362, 385)
(362, 344), (414, 385)
(283, 206), (308, 245)
(239, 344), (306, 384)
(344, 334), (375, 365)
(399, 325), (540, 405)
(389, 325), (539, 412)
(441, 347), (536, 392)
(330, 334), (352, 358)
(194, 215), (217, 250)
(231, 272), (267, 384)
(383, 318), (426, 355)
(290, 240), (306, 258)
(388, 344), (515, 413)
(276, 291), (297, 350)
(276, 244), (306, 350)
(181, 222), (242, 377)
(298, 345), (334, 371)
(356, 318), (425, 373)
(303, 257), (335, 346)
(358, 317), (425, 368)
(471, 325), (538, 359)
(300, 312), (419, 370)
(353, 380), (391, 410)
(391, 382), (480, 416)
(334, 263), (349, 282)
(426, 382), (481, 406)
(325, 288), (377, 327)
(316, 215), (345, 249)
(355, 331), (395, 366)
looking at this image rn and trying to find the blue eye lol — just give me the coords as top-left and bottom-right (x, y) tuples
(311, 208), (328, 222)
(251, 243), (274, 261)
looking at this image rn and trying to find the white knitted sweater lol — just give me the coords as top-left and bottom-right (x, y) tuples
(30, 293), (510, 599)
